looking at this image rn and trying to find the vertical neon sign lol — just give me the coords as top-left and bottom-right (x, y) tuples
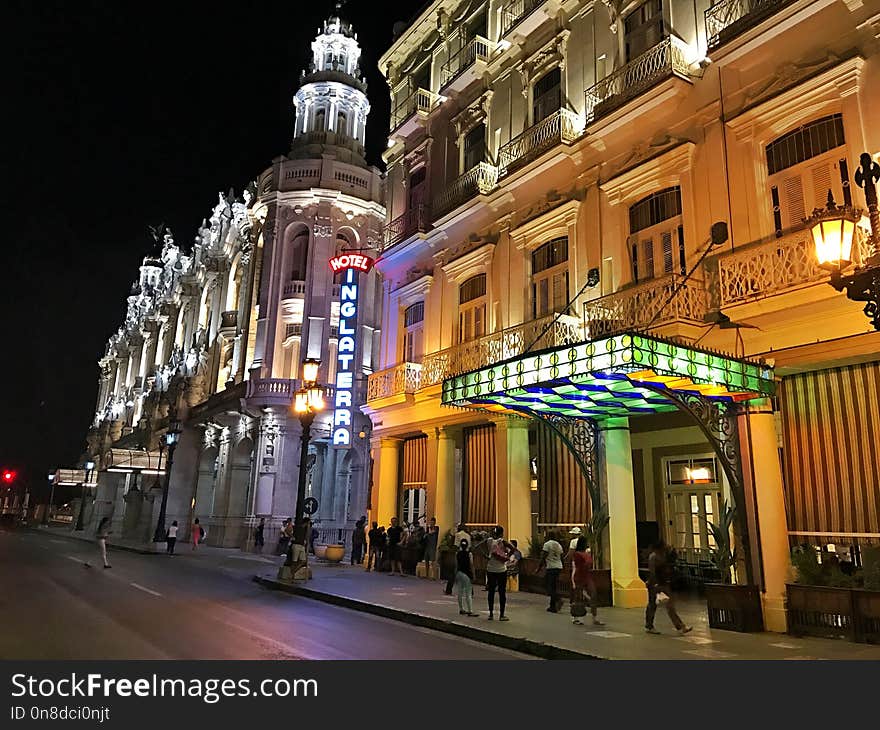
(328, 254), (373, 449)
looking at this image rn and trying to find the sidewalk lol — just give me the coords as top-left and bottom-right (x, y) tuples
(255, 563), (880, 660)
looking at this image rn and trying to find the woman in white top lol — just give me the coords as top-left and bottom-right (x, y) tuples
(166, 520), (178, 555)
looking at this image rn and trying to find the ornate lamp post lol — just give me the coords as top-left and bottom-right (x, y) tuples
(810, 152), (880, 330)
(152, 413), (182, 543)
(293, 358), (324, 534)
(74, 460), (95, 531)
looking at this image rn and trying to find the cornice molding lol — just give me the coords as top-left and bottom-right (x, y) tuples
(601, 142), (696, 206)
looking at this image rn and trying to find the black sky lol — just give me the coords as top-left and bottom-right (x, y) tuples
(3, 0), (426, 494)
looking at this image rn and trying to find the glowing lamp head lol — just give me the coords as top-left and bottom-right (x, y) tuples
(809, 191), (860, 271)
(302, 359), (320, 384)
(307, 385), (325, 411)
(2, 469), (16, 484)
(294, 389), (309, 414)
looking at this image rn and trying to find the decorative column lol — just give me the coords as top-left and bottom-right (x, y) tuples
(494, 417), (532, 546)
(374, 437), (402, 527)
(600, 417), (647, 608)
(740, 398), (791, 632)
(425, 427), (457, 534)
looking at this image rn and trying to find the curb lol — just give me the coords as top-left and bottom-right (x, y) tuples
(253, 574), (605, 660)
(25, 526), (163, 556)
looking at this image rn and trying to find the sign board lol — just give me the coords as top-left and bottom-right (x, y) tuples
(302, 497), (319, 516)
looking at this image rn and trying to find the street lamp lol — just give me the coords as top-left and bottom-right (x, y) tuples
(152, 416), (182, 543)
(810, 152), (880, 330)
(74, 460), (95, 531)
(293, 359), (324, 533)
(43, 473), (56, 525)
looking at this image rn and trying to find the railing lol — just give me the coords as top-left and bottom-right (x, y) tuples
(501, 0), (545, 36)
(498, 109), (585, 177)
(420, 313), (583, 388)
(283, 280), (306, 299)
(366, 362), (423, 400)
(383, 204), (431, 248)
(712, 225), (874, 308)
(432, 162), (498, 220)
(391, 87), (443, 130)
(246, 378), (295, 400)
(584, 36), (691, 124)
(705, 0), (796, 50)
(220, 310), (238, 330)
(583, 274), (708, 337)
(440, 35), (491, 88)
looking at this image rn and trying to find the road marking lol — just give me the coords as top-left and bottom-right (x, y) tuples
(590, 630), (632, 639)
(50, 539), (66, 545)
(770, 642), (802, 649)
(683, 648), (735, 658)
(425, 599), (456, 605)
(66, 555), (86, 564)
(130, 583), (162, 597)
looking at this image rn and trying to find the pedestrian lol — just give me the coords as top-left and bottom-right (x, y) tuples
(455, 539), (479, 617)
(571, 535), (604, 626)
(191, 518), (201, 551)
(366, 521), (381, 571)
(276, 518), (293, 556)
(387, 517), (405, 576)
(423, 516), (439, 576)
(309, 521), (319, 555)
(446, 523), (471, 594)
(166, 520), (178, 555)
(254, 518), (265, 553)
(568, 526), (583, 552)
(377, 525), (388, 570)
(645, 539), (692, 635)
(351, 516), (366, 565)
(95, 517), (111, 568)
(486, 525), (513, 621)
(538, 530), (564, 612)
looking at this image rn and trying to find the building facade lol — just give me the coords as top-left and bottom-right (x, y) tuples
(366, 0), (880, 630)
(80, 10), (385, 550)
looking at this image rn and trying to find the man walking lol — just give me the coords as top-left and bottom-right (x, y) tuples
(387, 517), (405, 576)
(366, 521), (381, 571)
(645, 539), (692, 635)
(351, 516), (366, 566)
(538, 530), (564, 612)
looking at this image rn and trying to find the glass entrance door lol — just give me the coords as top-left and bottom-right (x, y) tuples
(662, 455), (723, 566)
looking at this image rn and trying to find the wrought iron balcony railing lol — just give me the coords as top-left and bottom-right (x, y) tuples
(711, 225), (874, 308)
(501, 0), (545, 36)
(432, 162), (498, 220)
(366, 361), (422, 400)
(383, 204), (431, 248)
(390, 87), (443, 131)
(705, 0), (796, 50)
(583, 274), (708, 337)
(584, 36), (691, 125)
(498, 108), (585, 178)
(440, 35), (491, 89)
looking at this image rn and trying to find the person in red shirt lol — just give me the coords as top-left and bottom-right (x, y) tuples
(570, 536), (604, 626)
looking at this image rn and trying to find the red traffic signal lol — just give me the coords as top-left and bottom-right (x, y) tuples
(2, 469), (17, 484)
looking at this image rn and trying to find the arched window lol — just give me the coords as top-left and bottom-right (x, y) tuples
(628, 187), (684, 283)
(458, 273), (487, 343)
(765, 114), (847, 236)
(531, 237), (569, 318)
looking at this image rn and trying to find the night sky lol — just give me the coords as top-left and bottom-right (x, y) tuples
(4, 0), (427, 497)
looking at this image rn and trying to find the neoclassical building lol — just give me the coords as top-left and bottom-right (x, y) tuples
(365, 0), (880, 631)
(78, 10), (385, 550)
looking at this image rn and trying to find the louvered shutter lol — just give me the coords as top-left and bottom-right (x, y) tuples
(641, 238), (655, 281)
(552, 271), (568, 312)
(628, 234), (640, 282)
(661, 229), (674, 274)
(782, 174), (806, 229)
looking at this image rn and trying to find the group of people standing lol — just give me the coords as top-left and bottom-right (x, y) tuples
(363, 516), (440, 575)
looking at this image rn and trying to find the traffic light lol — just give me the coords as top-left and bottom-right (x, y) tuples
(2, 469), (17, 485)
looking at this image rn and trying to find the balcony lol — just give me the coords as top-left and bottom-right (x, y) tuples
(432, 162), (498, 221)
(440, 35), (491, 93)
(219, 310), (238, 333)
(705, 0), (797, 51)
(710, 225), (874, 309)
(244, 377), (297, 407)
(383, 204), (431, 249)
(282, 280), (306, 299)
(583, 274), (708, 338)
(584, 36), (692, 126)
(391, 87), (443, 136)
(501, 0), (548, 38)
(366, 362), (423, 401)
(498, 109), (585, 179)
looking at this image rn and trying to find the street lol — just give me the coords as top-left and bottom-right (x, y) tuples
(0, 526), (529, 660)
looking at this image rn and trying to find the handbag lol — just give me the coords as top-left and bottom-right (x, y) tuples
(656, 591), (670, 605)
(570, 586), (587, 617)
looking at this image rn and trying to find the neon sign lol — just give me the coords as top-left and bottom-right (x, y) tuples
(330, 255), (372, 448)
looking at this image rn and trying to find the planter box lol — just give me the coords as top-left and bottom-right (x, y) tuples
(787, 584), (880, 644)
(705, 583), (764, 632)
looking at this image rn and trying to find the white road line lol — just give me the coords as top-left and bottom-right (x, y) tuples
(130, 583), (162, 597)
(50, 539), (66, 545)
(66, 555), (85, 564)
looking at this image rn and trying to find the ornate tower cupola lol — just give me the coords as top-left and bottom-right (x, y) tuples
(291, 1), (371, 167)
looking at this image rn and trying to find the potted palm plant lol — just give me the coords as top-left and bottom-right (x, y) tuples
(703, 500), (763, 632)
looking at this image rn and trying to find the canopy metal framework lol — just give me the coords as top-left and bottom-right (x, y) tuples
(442, 332), (776, 582)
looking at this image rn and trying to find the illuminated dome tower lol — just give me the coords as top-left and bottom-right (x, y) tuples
(291, 3), (370, 167)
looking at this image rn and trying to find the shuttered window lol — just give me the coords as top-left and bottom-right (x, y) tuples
(459, 274), (487, 343)
(464, 425), (496, 527)
(536, 422), (593, 527)
(402, 302), (425, 362)
(628, 188), (684, 283)
(532, 237), (570, 319)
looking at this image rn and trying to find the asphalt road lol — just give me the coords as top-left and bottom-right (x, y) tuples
(0, 525), (529, 660)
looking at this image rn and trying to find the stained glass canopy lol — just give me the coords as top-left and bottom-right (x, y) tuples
(441, 332), (775, 421)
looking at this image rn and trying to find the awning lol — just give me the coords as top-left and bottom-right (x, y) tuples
(441, 332), (775, 420)
(102, 449), (165, 473)
(53, 469), (88, 486)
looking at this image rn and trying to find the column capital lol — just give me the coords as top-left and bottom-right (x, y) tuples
(739, 397), (774, 416)
(371, 435), (403, 450)
(598, 416), (629, 432)
(491, 415), (529, 431)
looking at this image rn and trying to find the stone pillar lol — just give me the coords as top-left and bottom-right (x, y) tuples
(494, 418), (532, 546)
(741, 399), (791, 632)
(319, 446), (338, 522)
(600, 418), (647, 608)
(434, 428), (457, 535)
(374, 437), (402, 527)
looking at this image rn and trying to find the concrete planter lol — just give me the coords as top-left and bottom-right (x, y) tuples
(314, 544), (328, 559)
(323, 544), (345, 563)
